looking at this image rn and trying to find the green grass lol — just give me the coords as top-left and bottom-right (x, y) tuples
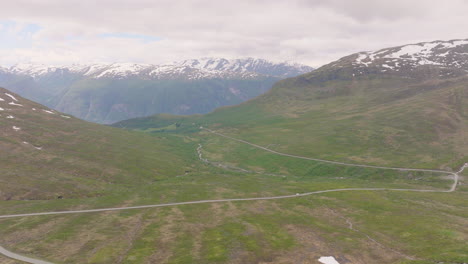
(2, 133), (464, 263)
(118, 74), (467, 169)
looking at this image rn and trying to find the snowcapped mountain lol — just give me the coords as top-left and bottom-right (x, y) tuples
(6, 58), (313, 80)
(327, 39), (468, 78)
(0, 58), (313, 124)
(176, 58), (313, 78)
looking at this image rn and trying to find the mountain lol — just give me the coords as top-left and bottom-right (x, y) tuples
(331, 39), (468, 78)
(176, 58), (313, 78)
(117, 39), (468, 169)
(0, 58), (313, 124)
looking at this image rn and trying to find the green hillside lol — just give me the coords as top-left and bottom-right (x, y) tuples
(0, 87), (195, 201)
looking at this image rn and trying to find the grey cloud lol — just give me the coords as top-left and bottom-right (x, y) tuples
(1, 0), (468, 67)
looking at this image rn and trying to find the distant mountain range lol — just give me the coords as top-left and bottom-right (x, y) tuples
(0, 58), (313, 123)
(2, 58), (312, 80)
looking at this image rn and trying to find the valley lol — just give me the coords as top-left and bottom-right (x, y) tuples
(1, 39), (467, 264)
(0, 58), (313, 124)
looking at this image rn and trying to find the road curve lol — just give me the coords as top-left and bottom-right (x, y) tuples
(0, 169), (463, 220)
(0, 131), (465, 220)
(203, 128), (454, 174)
(0, 246), (53, 264)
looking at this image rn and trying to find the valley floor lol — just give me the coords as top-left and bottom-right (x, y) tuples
(1, 131), (467, 264)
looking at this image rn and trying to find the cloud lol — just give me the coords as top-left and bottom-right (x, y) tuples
(0, 0), (468, 67)
(98, 33), (162, 43)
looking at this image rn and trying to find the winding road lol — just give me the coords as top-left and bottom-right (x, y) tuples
(203, 128), (455, 174)
(0, 180), (461, 220)
(0, 246), (53, 264)
(0, 129), (465, 263)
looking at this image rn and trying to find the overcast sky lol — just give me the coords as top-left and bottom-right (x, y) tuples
(1, 0), (468, 68)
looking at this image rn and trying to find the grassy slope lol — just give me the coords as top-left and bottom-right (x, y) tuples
(1, 141), (466, 264)
(217, 76), (467, 169)
(117, 72), (467, 169)
(0, 87), (195, 201)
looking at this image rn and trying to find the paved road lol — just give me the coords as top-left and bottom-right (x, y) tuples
(0, 246), (53, 264)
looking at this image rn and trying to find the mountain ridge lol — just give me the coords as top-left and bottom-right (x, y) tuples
(5, 57), (313, 80)
(321, 38), (468, 79)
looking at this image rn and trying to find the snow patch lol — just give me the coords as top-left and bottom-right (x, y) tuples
(351, 39), (468, 72)
(355, 53), (371, 66)
(418, 59), (443, 66)
(438, 51), (451, 57)
(12, 126), (21, 131)
(9, 63), (61, 77)
(95, 63), (151, 78)
(440, 40), (468, 49)
(0, 107), (3, 111)
(22, 141), (42, 150)
(43, 109), (55, 114)
(0, 97), (4, 101)
(5, 93), (18, 101)
(9, 101), (23, 106)
(387, 42), (440, 59)
(61, 115), (71, 119)
(6, 115), (14, 119)
(382, 64), (395, 70)
(318, 256), (340, 264)
(83, 64), (108, 76)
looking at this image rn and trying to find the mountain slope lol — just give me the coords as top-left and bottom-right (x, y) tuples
(0, 87), (193, 201)
(0, 58), (313, 124)
(116, 39), (468, 169)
